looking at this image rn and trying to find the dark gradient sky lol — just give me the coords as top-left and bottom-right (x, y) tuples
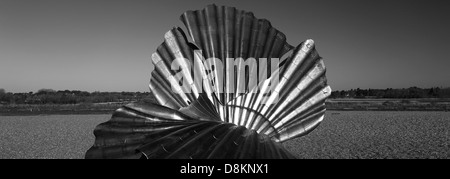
(1, 0), (449, 92)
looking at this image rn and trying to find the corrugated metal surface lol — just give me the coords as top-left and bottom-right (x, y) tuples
(86, 4), (331, 159)
(228, 40), (332, 142)
(180, 4), (294, 117)
(85, 101), (295, 159)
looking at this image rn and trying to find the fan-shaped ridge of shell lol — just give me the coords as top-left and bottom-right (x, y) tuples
(85, 4), (332, 159)
(180, 4), (294, 109)
(225, 39), (332, 142)
(148, 28), (331, 142)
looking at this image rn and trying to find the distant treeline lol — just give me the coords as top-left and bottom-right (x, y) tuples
(0, 88), (153, 105)
(1, 87), (450, 105)
(330, 87), (450, 99)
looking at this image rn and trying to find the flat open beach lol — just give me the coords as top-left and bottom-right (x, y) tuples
(1, 111), (448, 159)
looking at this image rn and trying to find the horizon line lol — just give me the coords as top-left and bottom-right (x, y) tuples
(2, 86), (450, 94)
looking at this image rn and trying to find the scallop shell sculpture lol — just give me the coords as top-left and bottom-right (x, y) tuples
(85, 4), (331, 159)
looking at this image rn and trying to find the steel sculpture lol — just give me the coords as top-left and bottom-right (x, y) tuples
(85, 4), (331, 159)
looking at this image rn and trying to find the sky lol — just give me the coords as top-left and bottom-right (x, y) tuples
(0, 0), (449, 93)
